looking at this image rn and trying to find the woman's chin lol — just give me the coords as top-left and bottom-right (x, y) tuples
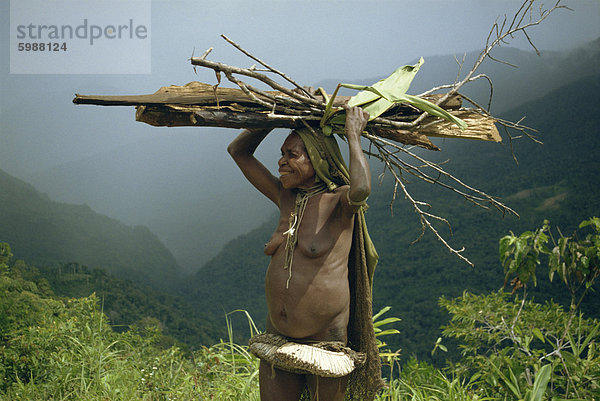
(280, 174), (316, 190)
(280, 175), (295, 189)
(281, 181), (295, 190)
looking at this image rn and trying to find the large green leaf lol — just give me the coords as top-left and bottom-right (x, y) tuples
(321, 57), (466, 131)
(347, 57), (424, 110)
(396, 93), (467, 129)
(330, 91), (467, 130)
(373, 317), (402, 328)
(528, 364), (551, 401)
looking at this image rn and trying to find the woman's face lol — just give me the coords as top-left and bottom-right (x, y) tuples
(278, 133), (316, 190)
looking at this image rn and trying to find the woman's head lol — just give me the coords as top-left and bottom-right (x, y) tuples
(278, 132), (316, 189)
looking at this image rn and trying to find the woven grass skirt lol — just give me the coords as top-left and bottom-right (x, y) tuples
(249, 333), (365, 378)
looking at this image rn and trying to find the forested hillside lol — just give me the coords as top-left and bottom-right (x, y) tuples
(2, 235), (598, 400)
(182, 72), (600, 360)
(9, 259), (220, 348)
(0, 170), (185, 291)
(181, 218), (275, 341)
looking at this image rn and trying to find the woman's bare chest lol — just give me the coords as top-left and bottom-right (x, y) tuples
(265, 193), (343, 258)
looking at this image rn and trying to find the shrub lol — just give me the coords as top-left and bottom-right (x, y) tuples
(440, 218), (600, 400)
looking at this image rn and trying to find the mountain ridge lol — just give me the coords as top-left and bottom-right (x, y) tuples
(316, 37), (599, 114)
(0, 169), (185, 290)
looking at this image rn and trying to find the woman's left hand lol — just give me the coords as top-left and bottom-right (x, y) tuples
(344, 106), (369, 140)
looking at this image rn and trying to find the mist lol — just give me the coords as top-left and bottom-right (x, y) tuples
(1, 0), (598, 270)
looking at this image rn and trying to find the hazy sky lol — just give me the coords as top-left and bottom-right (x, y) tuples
(1, 0), (598, 177)
(1, 0), (598, 268)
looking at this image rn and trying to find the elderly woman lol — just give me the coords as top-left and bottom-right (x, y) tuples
(227, 106), (381, 401)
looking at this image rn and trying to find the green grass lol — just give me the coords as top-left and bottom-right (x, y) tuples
(0, 290), (478, 401)
(7, 235), (596, 401)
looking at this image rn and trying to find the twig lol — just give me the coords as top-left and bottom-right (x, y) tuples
(433, 0), (567, 109)
(365, 133), (518, 217)
(223, 71), (274, 110)
(372, 138), (473, 265)
(220, 34), (316, 100)
(190, 57), (326, 110)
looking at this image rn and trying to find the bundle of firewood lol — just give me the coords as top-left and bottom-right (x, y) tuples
(73, 36), (500, 152)
(74, 81), (500, 151)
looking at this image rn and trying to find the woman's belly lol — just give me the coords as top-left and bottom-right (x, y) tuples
(264, 252), (350, 341)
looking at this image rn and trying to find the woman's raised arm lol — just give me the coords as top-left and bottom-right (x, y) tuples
(228, 128), (281, 206)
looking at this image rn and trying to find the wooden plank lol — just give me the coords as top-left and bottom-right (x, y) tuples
(74, 81), (462, 109)
(135, 104), (444, 150)
(418, 110), (501, 142)
(75, 82), (256, 106)
(74, 81), (498, 148)
(135, 104), (321, 129)
(135, 105), (499, 142)
(370, 126), (440, 151)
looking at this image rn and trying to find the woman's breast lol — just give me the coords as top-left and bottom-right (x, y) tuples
(264, 215), (289, 256)
(264, 212), (338, 258)
(264, 232), (284, 256)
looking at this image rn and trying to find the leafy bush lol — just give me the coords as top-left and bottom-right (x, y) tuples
(440, 218), (600, 400)
(0, 244), (197, 400)
(440, 291), (599, 399)
(2, 217), (598, 400)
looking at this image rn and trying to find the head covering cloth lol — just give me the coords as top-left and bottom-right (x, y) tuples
(294, 126), (384, 401)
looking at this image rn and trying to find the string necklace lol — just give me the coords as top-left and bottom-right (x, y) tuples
(283, 182), (328, 289)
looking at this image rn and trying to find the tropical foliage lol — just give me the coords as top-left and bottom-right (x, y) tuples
(2, 217), (598, 400)
(441, 218), (600, 400)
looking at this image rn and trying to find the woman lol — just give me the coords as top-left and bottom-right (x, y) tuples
(227, 106), (378, 401)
